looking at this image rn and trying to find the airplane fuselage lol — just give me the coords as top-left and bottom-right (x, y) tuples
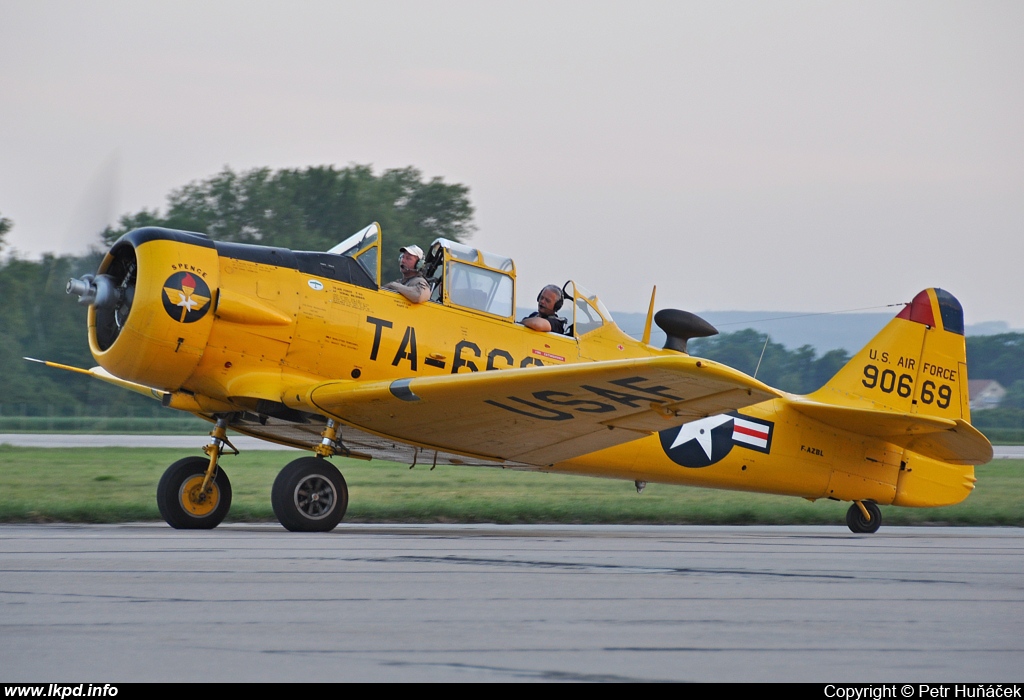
(89, 229), (975, 512)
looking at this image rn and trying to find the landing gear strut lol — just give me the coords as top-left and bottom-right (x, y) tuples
(156, 417), (236, 529)
(157, 457), (232, 529)
(846, 500), (882, 534)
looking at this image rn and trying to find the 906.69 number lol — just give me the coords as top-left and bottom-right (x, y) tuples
(861, 365), (952, 409)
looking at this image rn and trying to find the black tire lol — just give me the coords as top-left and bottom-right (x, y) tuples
(846, 501), (882, 534)
(271, 457), (348, 532)
(156, 457), (232, 529)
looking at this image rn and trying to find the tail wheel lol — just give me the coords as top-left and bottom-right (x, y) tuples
(846, 500), (882, 534)
(157, 457), (232, 529)
(272, 457), (348, 532)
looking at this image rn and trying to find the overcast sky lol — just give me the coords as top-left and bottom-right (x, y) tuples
(2, 0), (1022, 327)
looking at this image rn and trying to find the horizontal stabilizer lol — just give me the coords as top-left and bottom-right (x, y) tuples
(287, 355), (782, 466)
(788, 398), (993, 465)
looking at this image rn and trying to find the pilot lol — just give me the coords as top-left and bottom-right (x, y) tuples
(383, 244), (431, 304)
(522, 285), (568, 334)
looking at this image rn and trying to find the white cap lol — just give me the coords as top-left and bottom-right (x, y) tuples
(400, 244), (424, 259)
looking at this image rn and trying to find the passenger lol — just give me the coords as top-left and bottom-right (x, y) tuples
(522, 285), (568, 334)
(383, 244), (431, 304)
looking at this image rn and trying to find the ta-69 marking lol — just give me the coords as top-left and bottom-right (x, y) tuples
(366, 315), (548, 373)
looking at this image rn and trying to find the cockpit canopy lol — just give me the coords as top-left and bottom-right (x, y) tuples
(423, 238), (515, 319)
(561, 281), (611, 336)
(328, 223), (381, 283)
(329, 223), (613, 336)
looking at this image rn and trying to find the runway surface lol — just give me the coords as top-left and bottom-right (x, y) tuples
(0, 524), (1021, 682)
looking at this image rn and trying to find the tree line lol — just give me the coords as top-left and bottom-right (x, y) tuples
(103, 164), (475, 280)
(687, 330), (851, 395)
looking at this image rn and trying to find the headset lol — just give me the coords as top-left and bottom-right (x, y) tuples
(398, 250), (424, 271)
(538, 284), (564, 312)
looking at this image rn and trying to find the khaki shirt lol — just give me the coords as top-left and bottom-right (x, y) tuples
(385, 274), (431, 303)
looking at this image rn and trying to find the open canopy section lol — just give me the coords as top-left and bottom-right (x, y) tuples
(426, 238), (515, 273)
(559, 281), (614, 337)
(424, 238), (517, 320)
(324, 226), (620, 336)
(328, 223), (381, 285)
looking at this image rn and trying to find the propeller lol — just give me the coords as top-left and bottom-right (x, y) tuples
(67, 243), (137, 350)
(63, 151), (133, 350)
(63, 151), (121, 255)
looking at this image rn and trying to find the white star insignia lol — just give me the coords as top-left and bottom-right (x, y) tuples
(669, 415), (733, 459)
(176, 292), (199, 311)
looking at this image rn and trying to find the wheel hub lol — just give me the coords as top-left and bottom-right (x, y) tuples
(180, 475), (220, 517)
(294, 476), (336, 520)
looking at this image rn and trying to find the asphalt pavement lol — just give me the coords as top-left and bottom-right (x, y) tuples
(0, 524), (1021, 682)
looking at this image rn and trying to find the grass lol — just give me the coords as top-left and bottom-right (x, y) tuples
(0, 445), (1021, 526)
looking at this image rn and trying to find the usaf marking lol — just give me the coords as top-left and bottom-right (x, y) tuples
(484, 377), (683, 421)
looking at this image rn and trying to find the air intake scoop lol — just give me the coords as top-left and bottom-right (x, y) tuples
(654, 309), (718, 353)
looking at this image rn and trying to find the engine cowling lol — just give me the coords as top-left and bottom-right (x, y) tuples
(77, 228), (220, 391)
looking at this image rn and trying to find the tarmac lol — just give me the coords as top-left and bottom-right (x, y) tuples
(0, 523), (1021, 682)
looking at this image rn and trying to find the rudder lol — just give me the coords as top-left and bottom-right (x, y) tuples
(810, 289), (971, 423)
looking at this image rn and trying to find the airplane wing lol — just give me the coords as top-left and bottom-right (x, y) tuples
(787, 399), (993, 465)
(287, 356), (782, 466)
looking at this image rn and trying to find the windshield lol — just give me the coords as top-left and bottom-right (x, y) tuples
(328, 223), (378, 256)
(446, 261), (514, 318)
(432, 238), (515, 272)
(327, 223), (379, 283)
(570, 282), (612, 321)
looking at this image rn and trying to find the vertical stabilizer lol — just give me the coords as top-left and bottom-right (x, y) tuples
(810, 289), (971, 422)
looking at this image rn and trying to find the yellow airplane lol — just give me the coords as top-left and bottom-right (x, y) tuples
(43, 223), (991, 533)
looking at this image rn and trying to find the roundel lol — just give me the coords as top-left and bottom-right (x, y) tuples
(658, 415), (736, 468)
(162, 272), (212, 323)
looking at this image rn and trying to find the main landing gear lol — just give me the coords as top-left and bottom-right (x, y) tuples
(157, 456), (233, 528)
(846, 500), (882, 534)
(156, 417), (350, 532)
(156, 417), (235, 529)
(271, 457), (348, 532)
